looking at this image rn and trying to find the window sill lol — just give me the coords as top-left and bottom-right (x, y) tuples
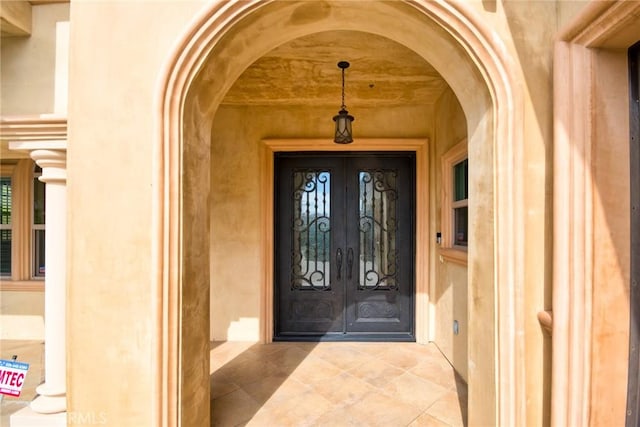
(0, 280), (45, 292)
(439, 248), (468, 266)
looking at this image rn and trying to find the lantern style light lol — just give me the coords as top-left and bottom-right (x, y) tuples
(333, 61), (354, 144)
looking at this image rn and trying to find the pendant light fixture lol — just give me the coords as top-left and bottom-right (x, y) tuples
(333, 61), (354, 144)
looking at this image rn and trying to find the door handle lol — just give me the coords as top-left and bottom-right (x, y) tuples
(336, 248), (343, 280)
(347, 248), (354, 280)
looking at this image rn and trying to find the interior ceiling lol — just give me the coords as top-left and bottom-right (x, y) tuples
(222, 30), (449, 107)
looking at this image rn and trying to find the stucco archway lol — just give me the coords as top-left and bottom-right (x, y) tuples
(154, 1), (524, 426)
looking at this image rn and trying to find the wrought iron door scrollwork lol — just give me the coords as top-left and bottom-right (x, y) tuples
(358, 169), (399, 290)
(290, 170), (331, 291)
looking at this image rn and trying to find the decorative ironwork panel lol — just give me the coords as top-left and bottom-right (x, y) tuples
(291, 301), (334, 322)
(356, 301), (400, 321)
(358, 169), (398, 290)
(291, 170), (331, 291)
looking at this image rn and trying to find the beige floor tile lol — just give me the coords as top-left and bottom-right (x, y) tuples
(270, 345), (313, 371)
(241, 374), (299, 405)
(344, 390), (425, 427)
(409, 357), (458, 390)
(211, 388), (261, 427)
(408, 412), (452, 427)
(309, 343), (374, 371)
(251, 388), (335, 426)
(221, 358), (282, 386)
(423, 390), (467, 427)
(349, 342), (395, 355)
(210, 341), (257, 370)
(210, 373), (240, 400)
(311, 372), (376, 406)
(252, 376), (310, 409)
(312, 405), (374, 427)
(347, 357), (406, 389)
(290, 355), (343, 384)
(245, 406), (300, 426)
(377, 345), (431, 371)
(381, 371), (449, 411)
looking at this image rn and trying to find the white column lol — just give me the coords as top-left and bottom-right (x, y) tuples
(29, 149), (67, 414)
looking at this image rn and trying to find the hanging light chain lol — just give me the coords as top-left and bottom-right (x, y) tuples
(337, 61), (350, 110)
(341, 65), (346, 109)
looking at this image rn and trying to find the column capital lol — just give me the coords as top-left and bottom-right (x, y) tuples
(30, 149), (66, 184)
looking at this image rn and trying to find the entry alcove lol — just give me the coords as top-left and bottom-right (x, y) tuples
(159, 1), (523, 425)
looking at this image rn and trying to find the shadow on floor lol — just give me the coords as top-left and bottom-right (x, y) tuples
(209, 341), (467, 426)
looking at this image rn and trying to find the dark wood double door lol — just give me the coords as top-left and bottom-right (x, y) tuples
(274, 152), (415, 341)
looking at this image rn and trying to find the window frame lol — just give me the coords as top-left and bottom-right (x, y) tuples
(0, 159), (45, 291)
(32, 165), (45, 279)
(0, 165), (14, 278)
(440, 139), (468, 266)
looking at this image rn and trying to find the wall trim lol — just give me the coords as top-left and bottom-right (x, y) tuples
(553, 1), (640, 426)
(0, 115), (67, 141)
(0, 281), (45, 292)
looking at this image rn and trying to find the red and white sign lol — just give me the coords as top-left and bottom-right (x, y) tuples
(0, 359), (29, 397)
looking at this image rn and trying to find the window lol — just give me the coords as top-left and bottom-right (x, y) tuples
(33, 166), (45, 278)
(440, 139), (468, 265)
(0, 176), (11, 277)
(452, 158), (468, 247)
(0, 159), (46, 289)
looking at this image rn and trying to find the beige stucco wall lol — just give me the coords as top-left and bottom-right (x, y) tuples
(0, 3), (69, 115)
(68, 3), (544, 425)
(62, 0), (567, 425)
(557, 0), (590, 29)
(9, 0), (640, 426)
(502, 2), (557, 425)
(432, 88), (468, 382)
(66, 2), (205, 425)
(210, 103), (434, 341)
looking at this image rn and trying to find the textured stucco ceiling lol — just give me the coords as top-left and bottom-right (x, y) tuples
(222, 30), (449, 107)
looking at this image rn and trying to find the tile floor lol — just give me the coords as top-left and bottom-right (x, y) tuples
(0, 340), (467, 427)
(210, 341), (467, 427)
(0, 340), (44, 426)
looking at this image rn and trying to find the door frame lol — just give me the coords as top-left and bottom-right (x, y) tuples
(261, 138), (430, 343)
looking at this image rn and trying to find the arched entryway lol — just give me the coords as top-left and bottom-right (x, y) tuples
(154, 1), (524, 425)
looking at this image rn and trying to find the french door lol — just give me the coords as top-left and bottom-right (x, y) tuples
(274, 152), (415, 341)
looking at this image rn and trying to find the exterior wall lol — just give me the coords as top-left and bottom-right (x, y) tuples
(557, 0), (590, 29)
(37, 0), (598, 426)
(432, 88), (468, 382)
(0, 3), (69, 115)
(500, 2), (557, 425)
(66, 0), (545, 425)
(552, 2), (640, 424)
(210, 103), (434, 341)
(66, 2), (205, 425)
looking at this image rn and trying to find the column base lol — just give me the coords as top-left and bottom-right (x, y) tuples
(29, 394), (66, 414)
(10, 406), (66, 427)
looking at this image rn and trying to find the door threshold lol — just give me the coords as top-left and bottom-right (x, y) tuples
(273, 334), (416, 342)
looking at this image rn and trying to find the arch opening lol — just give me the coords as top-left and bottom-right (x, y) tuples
(155, 1), (523, 425)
